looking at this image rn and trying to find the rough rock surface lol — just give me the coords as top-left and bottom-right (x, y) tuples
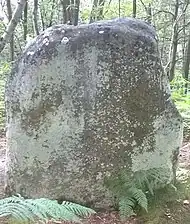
(5, 18), (183, 208)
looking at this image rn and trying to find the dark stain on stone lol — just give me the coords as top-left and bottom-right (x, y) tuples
(20, 83), (63, 134)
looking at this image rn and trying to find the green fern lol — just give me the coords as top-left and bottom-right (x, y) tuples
(61, 201), (96, 217)
(119, 197), (136, 219)
(133, 167), (172, 195)
(105, 167), (173, 219)
(129, 188), (148, 212)
(117, 187), (148, 220)
(0, 195), (96, 224)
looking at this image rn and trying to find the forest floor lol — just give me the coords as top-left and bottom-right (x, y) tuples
(0, 134), (190, 224)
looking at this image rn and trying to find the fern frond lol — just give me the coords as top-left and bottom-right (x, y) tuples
(29, 198), (80, 222)
(132, 168), (171, 195)
(129, 188), (148, 212)
(148, 168), (171, 182)
(0, 195), (24, 204)
(119, 197), (136, 219)
(132, 171), (147, 190)
(20, 199), (49, 221)
(62, 201), (96, 218)
(105, 167), (173, 219)
(0, 196), (96, 224)
(0, 197), (37, 222)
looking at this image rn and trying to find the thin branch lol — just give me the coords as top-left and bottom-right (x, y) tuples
(174, 0), (189, 26)
(153, 10), (175, 18)
(48, 0), (56, 27)
(178, 21), (190, 33)
(40, 0), (45, 30)
(103, 0), (112, 15)
(6, 0), (14, 61)
(133, 0), (137, 18)
(0, 0), (26, 53)
(33, 0), (39, 35)
(23, 1), (28, 40)
(139, 0), (147, 11)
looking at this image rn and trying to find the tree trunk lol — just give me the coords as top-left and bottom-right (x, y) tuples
(166, 0), (179, 81)
(147, 3), (152, 24)
(89, 0), (98, 23)
(73, 0), (80, 26)
(33, 0), (39, 35)
(119, 0), (121, 17)
(6, 0), (14, 61)
(90, 0), (105, 23)
(61, 0), (72, 24)
(97, 0), (105, 20)
(69, 0), (74, 24)
(61, 0), (67, 24)
(133, 0), (137, 18)
(0, 0), (26, 54)
(23, 1), (28, 41)
(165, 0), (190, 81)
(182, 14), (186, 69)
(40, 0), (45, 30)
(183, 30), (190, 94)
(168, 28), (178, 81)
(48, 0), (56, 27)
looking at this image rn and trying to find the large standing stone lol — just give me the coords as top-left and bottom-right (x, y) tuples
(5, 18), (183, 208)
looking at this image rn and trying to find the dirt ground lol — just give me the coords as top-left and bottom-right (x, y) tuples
(179, 142), (190, 168)
(0, 135), (190, 224)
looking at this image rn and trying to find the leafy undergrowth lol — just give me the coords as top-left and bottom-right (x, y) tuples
(46, 177), (190, 224)
(171, 73), (190, 141)
(138, 175), (190, 224)
(0, 173), (190, 224)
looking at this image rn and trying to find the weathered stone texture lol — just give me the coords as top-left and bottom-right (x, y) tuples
(5, 18), (183, 208)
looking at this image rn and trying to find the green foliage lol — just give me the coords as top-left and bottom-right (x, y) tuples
(119, 197), (136, 218)
(80, 8), (91, 22)
(140, 176), (190, 224)
(0, 21), (5, 36)
(0, 61), (11, 78)
(170, 72), (190, 140)
(104, 167), (172, 219)
(0, 195), (96, 224)
(100, 1), (133, 20)
(0, 61), (11, 131)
